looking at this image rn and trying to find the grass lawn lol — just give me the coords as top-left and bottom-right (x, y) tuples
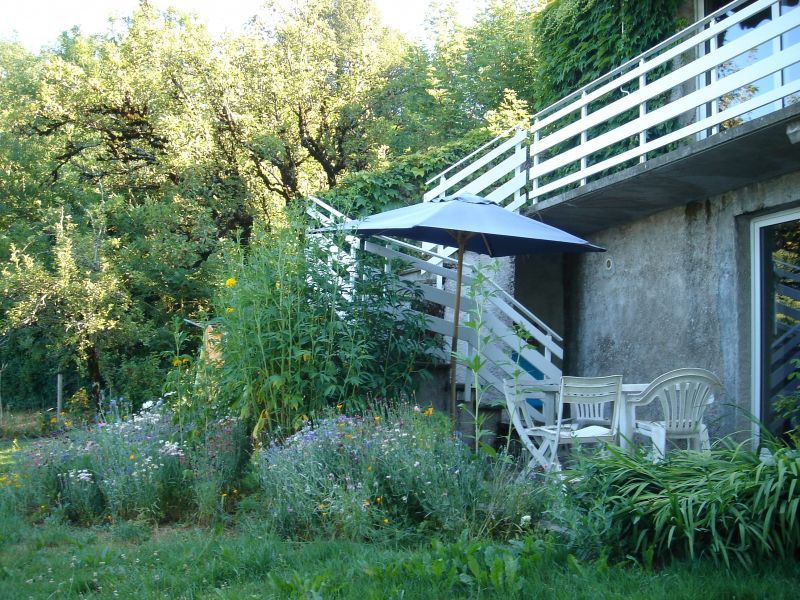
(1, 516), (799, 599)
(0, 410), (43, 441)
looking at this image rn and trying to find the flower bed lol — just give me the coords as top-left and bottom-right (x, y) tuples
(255, 405), (537, 540)
(4, 402), (248, 524)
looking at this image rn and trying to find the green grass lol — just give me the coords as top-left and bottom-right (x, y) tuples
(1, 517), (798, 599)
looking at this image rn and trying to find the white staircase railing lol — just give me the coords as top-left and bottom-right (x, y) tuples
(307, 196), (563, 398)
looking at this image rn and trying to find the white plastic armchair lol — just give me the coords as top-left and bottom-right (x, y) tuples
(628, 368), (722, 457)
(506, 375), (622, 472)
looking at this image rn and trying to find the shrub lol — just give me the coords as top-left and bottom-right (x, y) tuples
(211, 219), (436, 437)
(569, 442), (800, 567)
(254, 404), (537, 541)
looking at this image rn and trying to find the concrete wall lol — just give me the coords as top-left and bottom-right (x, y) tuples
(516, 169), (800, 439)
(513, 253), (565, 339)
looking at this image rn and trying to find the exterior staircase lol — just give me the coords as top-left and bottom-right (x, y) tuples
(307, 0), (800, 403)
(307, 196), (562, 402)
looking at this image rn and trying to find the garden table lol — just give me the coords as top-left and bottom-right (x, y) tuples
(523, 382), (648, 450)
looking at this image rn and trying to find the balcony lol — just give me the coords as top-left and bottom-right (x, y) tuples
(425, 0), (800, 236)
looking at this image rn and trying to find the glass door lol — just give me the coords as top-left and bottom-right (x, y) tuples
(754, 210), (800, 437)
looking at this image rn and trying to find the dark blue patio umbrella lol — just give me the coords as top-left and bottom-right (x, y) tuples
(314, 193), (604, 418)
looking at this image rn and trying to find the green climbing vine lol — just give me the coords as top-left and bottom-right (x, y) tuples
(534, 0), (685, 110)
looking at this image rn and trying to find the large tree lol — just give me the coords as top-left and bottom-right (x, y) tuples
(249, 0), (407, 190)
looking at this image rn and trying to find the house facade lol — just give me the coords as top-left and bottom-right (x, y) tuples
(409, 0), (800, 442)
(511, 0), (800, 440)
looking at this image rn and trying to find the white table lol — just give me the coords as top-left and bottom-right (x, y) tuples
(520, 382), (648, 449)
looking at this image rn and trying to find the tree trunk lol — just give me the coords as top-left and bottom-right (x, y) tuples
(86, 345), (104, 413)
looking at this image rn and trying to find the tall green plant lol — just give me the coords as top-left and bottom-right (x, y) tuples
(460, 262), (504, 454)
(212, 218), (436, 437)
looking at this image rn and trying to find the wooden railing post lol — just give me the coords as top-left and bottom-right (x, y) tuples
(580, 91), (588, 186)
(530, 117), (540, 202)
(639, 58), (648, 163)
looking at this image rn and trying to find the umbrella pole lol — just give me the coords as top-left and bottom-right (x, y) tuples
(449, 239), (466, 421)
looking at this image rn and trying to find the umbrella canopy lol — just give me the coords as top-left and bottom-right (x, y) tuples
(313, 193), (604, 419)
(318, 194), (603, 256)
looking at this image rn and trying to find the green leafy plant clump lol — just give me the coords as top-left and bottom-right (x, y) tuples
(570, 442), (800, 567)
(211, 217), (437, 437)
(533, 0), (684, 110)
(320, 131), (492, 216)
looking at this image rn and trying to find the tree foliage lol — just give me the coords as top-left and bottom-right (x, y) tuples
(0, 0), (686, 413)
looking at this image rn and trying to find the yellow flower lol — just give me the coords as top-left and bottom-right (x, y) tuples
(59, 411), (66, 416)
(383, 518), (389, 524)
(423, 407), (434, 417)
(319, 503), (326, 510)
(374, 416), (381, 424)
(129, 454), (136, 461)
(344, 433), (353, 440)
(225, 307), (234, 313)
(49, 417), (57, 424)
(367, 466), (373, 472)
(171, 357), (182, 367)
(225, 277), (237, 288)
(221, 492), (227, 498)
(64, 421), (72, 428)
(335, 403), (343, 411)
(375, 496), (381, 504)
(303, 352), (311, 362)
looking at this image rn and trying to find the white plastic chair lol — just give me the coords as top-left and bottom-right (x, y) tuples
(503, 379), (552, 425)
(628, 368), (722, 457)
(506, 375), (622, 472)
(504, 379), (553, 475)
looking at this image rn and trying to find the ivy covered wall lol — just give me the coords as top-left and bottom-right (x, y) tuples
(533, 0), (686, 109)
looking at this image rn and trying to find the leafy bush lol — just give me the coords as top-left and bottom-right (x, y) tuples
(254, 404), (537, 541)
(212, 220), (437, 437)
(569, 442), (800, 567)
(320, 132), (491, 216)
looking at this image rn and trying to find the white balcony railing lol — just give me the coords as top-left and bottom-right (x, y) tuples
(425, 0), (800, 208)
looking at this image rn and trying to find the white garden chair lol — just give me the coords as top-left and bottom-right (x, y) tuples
(503, 379), (552, 425)
(506, 375), (622, 473)
(627, 368), (722, 457)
